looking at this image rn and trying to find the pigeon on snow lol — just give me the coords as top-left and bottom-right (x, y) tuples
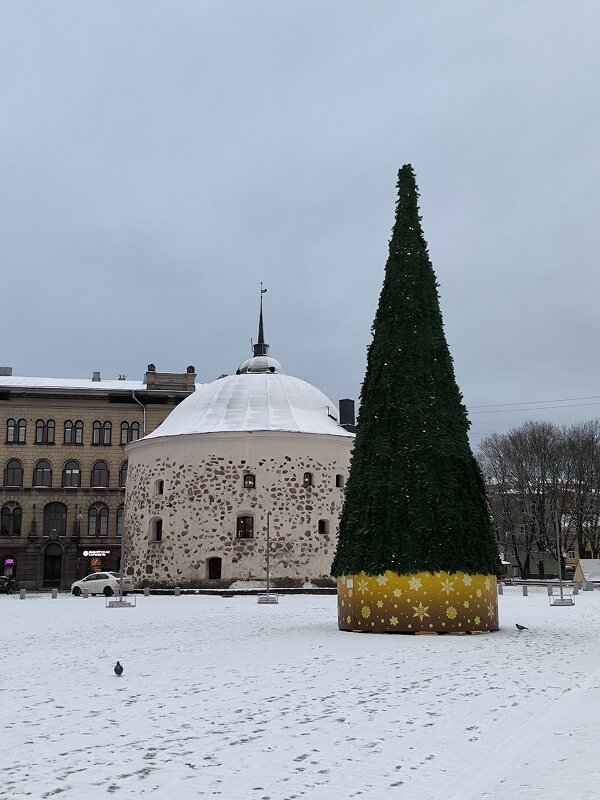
(515, 624), (528, 631)
(114, 660), (124, 676)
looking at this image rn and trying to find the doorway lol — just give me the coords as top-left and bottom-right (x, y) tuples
(43, 544), (63, 588)
(208, 557), (222, 580)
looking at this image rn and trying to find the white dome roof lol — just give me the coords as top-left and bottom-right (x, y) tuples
(143, 372), (353, 439)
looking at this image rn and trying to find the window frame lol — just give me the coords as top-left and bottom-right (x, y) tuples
(63, 460), (81, 488)
(88, 504), (109, 537)
(4, 459), (23, 487)
(243, 473), (256, 489)
(33, 460), (52, 487)
(236, 514), (254, 539)
(1, 503), (22, 536)
(91, 461), (109, 488)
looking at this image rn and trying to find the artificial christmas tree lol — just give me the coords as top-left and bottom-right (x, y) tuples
(332, 165), (500, 633)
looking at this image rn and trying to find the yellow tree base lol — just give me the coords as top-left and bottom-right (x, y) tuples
(337, 571), (499, 633)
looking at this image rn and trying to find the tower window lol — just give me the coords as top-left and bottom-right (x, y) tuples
(318, 519), (330, 535)
(154, 479), (164, 496)
(149, 517), (163, 542)
(303, 472), (313, 488)
(243, 473), (256, 489)
(336, 474), (345, 488)
(236, 515), (254, 539)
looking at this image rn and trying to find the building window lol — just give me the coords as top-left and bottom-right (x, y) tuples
(120, 422), (140, 444)
(336, 474), (344, 488)
(154, 479), (164, 496)
(91, 461), (109, 488)
(43, 502), (67, 536)
(64, 420), (83, 444)
(236, 515), (254, 539)
(243, 473), (256, 489)
(34, 460), (52, 487)
(303, 472), (313, 488)
(567, 550), (575, 559)
(63, 460), (81, 488)
(116, 506), (124, 538)
(318, 519), (330, 535)
(6, 419), (26, 444)
(35, 419), (55, 444)
(4, 459), (23, 487)
(150, 517), (163, 542)
(119, 461), (128, 487)
(92, 421), (112, 445)
(1, 503), (22, 536)
(88, 504), (109, 537)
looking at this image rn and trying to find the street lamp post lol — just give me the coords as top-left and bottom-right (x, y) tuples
(266, 511), (272, 595)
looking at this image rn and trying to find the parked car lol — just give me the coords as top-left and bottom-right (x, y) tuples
(71, 572), (134, 597)
(0, 576), (15, 594)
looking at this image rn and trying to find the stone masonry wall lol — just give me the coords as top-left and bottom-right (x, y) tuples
(124, 432), (353, 587)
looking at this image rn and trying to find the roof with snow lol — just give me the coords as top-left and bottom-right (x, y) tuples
(0, 375), (147, 391)
(143, 371), (352, 438)
(574, 559), (600, 582)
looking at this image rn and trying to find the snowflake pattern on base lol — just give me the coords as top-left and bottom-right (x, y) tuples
(337, 571), (499, 633)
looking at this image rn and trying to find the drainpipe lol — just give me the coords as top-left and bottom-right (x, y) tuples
(131, 391), (146, 436)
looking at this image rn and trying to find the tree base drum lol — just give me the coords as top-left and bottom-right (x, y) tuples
(337, 571), (499, 633)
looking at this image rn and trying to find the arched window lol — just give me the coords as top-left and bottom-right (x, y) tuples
(63, 460), (81, 488)
(154, 479), (164, 496)
(318, 519), (330, 535)
(121, 422), (140, 444)
(119, 461), (128, 487)
(34, 460), (52, 487)
(116, 506), (125, 537)
(92, 421), (111, 445)
(7, 419), (26, 443)
(1, 503), (22, 536)
(88, 504), (109, 537)
(336, 474), (345, 488)
(43, 502), (66, 536)
(303, 472), (313, 488)
(16, 419), (26, 443)
(91, 461), (109, 488)
(64, 420), (84, 444)
(4, 459), (23, 487)
(236, 515), (254, 539)
(35, 419), (54, 444)
(243, 473), (256, 489)
(149, 517), (163, 542)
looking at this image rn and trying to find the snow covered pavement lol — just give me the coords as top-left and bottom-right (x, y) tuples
(3, 587), (600, 799)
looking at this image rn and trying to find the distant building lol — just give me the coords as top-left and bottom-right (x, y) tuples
(124, 306), (354, 587)
(0, 365), (195, 590)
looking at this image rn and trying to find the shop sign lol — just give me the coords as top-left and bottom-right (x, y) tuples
(83, 550), (111, 557)
(4, 559), (14, 565)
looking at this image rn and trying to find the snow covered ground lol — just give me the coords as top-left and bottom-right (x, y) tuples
(3, 587), (600, 799)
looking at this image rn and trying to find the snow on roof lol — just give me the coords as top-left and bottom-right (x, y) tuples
(575, 559), (600, 582)
(0, 375), (147, 391)
(144, 372), (353, 439)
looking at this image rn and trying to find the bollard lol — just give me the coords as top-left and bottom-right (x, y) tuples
(522, 585), (528, 597)
(547, 586), (553, 596)
(174, 587), (181, 596)
(19, 588), (26, 600)
(573, 585), (579, 596)
(497, 583), (503, 595)
(51, 588), (58, 599)
(83, 587), (89, 598)
(144, 587), (150, 597)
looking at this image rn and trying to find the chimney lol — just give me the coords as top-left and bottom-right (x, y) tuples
(339, 399), (356, 432)
(92, 371), (101, 382)
(0, 367), (13, 376)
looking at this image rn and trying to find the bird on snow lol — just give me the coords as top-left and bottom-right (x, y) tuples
(515, 624), (528, 631)
(114, 661), (124, 676)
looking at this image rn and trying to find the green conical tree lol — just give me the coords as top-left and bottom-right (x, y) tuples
(332, 165), (500, 579)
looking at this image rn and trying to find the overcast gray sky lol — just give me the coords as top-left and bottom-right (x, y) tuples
(2, 1), (600, 445)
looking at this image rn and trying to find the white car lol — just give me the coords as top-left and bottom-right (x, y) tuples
(71, 572), (134, 597)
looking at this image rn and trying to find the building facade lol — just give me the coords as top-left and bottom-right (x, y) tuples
(0, 365), (195, 589)
(124, 314), (354, 588)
